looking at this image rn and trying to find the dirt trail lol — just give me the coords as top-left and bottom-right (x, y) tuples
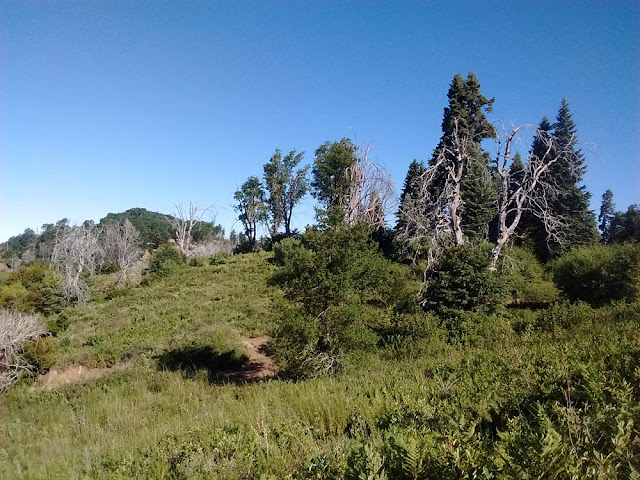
(237, 336), (276, 381)
(36, 363), (130, 391)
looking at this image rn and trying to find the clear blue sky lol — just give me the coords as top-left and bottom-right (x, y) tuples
(1, 1), (638, 241)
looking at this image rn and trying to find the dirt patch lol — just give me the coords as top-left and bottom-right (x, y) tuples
(36, 363), (130, 391)
(238, 336), (276, 381)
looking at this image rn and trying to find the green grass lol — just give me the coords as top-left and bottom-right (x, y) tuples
(1, 253), (639, 479)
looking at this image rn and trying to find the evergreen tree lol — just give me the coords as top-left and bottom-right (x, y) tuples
(517, 102), (598, 259)
(610, 204), (640, 243)
(311, 138), (356, 227)
(396, 159), (426, 230)
(547, 99), (598, 254)
(598, 189), (615, 244)
(428, 72), (496, 242)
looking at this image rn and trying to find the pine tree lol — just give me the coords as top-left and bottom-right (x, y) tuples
(517, 103), (598, 259)
(548, 99), (598, 253)
(598, 189), (615, 244)
(428, 72), (496, 242)
(396, 159), (426, 230)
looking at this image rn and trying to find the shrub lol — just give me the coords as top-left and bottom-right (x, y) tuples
(551, 243), (640, 306)
(534, 300), (597, 331)
(23, 337), (56, 373)
(0, 263), (64, 315)
(189, 257), (204, 267)
(499, 247), (559, 305)
(271, 224), (413, 377)
(208, 251), (230, 265)
(422, 243), (505, 319)
(147, 243), (184, 276)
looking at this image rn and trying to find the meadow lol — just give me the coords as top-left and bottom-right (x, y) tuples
(1, 251), (638, 479)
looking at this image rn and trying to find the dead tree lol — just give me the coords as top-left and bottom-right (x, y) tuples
(51, 224), (102, 304)
(397, 119), (470, 265)
(103, 219), (143, 289)
(490, 124), (573, 269)
(0, 310), (48, 391)
(344, 142), (396, 228)
(166, 202), (210, 254)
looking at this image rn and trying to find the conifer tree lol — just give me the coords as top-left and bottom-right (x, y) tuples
(598, 189), (615, 244)
(428, 72), (496, 242)
(396, 159), (426, 230)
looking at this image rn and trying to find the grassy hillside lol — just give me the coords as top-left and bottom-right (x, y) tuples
(1, 252), (639, 478)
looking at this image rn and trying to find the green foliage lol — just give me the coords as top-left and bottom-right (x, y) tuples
(23, 337), (56, 374)
(234, 176), (268, 249)
(189, 257), (204, 267)
(271, 225), (413, 377)
(263, 148), (309, 235)
(422, 243), (505, 319)
(552, 243), (640, 306)
(599, 188), (616, 243)
(100, 208), (173, 249)
(208, 251), (230, 265)
(429, 72), (497, 241)
(148, 243), (184, 277)
(500, 247), (559, 305)
(610, 204), (640, 244)
(0, 263), (64, 315)
(311, 138), (356, 226)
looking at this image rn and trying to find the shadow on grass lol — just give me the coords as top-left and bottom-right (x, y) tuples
(157, 345), (253, 384)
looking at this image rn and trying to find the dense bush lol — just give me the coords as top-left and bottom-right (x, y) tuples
(422, 243), (505, 319)
(23, 337), (56, 373)
(552, 243), (640, 306)
(147, 243), (184, 276)
(271, 224), (416, 377)
(0, 263), (64, 315)
(499, 247), (559, 305)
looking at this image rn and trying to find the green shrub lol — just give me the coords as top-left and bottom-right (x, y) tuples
(189, 257), (204, 267)
(552, 243), (640, 306)
(148, 243), (184, 276)
(47, 314), (70, 336)
(422, 243), (506, 319)
(23, 337), (56, 374)
(0, 263), (63, 315)
(534, 300), (598, 331)
(208, 251), (230, 265)
(499, 247), (559, 305)
(271, 224), (412, 377)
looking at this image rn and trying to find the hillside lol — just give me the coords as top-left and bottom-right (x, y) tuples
(1, 251), (639, 478)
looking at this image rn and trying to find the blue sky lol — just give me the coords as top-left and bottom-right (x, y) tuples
(1, 1), (638, 241)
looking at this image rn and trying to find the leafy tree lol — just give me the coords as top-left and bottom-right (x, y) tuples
(610, 204), (640, 244)
(598, 189), (615, 244)
(396, 159), (426, 231)
(263, 148), (309, 235)
(311, 138), (356, 226)
(234, 176), (267, 250)
(428, 72), (496, 242)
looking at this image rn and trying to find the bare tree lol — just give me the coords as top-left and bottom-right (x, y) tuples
(0, 310), (48, 391)
(344, 143), (396, 228)
(489, 123), (573, 269)
(103, 219), (143, 289)
(51, 224), (102, 304)
(396, 119), (471, 265)
(166, 202), (211, 254)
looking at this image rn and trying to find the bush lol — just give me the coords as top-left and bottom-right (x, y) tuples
(422, 243), (505, 319)
(534, 300), (597, 331)
(551, 243), (640, 306)
(208, 251), (230, 265)
(23, 337), (56, 373)
(189, 257), (204, 267)
(271, 224), (414, 377)
(499, 247), (559, 305)
(0, 263), (64, 315)
(147, 243), (184, 276)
